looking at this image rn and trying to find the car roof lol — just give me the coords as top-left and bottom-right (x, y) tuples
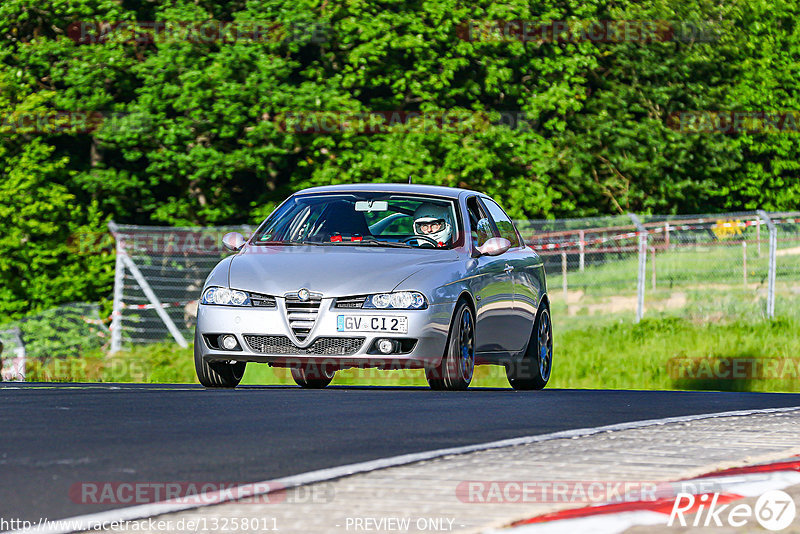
(294, 182), (486, 200)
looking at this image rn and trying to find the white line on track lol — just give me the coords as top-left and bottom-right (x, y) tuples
(11, 405), (800, 534)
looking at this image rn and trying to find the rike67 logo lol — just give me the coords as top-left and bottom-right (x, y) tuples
(668, 490), (796, 531)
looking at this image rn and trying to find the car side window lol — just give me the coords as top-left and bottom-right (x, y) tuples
(481, 198), (521, 248)
(466, 196), (494, 247)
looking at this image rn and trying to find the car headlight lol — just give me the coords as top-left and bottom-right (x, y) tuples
(200, 287), (277, 307)
(363, 291), (427, 310)
(202, 287), (250, 306)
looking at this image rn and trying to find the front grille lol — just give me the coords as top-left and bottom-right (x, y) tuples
(244, 335), (365, 355)
(285, 295), (321, 341)
(335, 295), (368, 309)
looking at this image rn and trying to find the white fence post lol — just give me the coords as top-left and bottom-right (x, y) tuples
(561, 251), (568, 304)
(629, 213), (648, 323)
(120, 254), (189, 348)
(757, 210), (777, 319)
(108, 221), (124, 354)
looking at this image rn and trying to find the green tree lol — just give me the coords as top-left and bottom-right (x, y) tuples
(1, 0), (799, 319)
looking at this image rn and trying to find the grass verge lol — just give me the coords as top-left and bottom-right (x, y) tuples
(18, 317), (800, 392)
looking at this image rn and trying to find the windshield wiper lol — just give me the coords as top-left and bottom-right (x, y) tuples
(254, 240), (318, 246)
(358, 240), (413, 248)
(314, 240), (413, 248)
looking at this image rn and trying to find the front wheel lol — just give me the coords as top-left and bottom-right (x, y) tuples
(195, 345), (246, 388)
(426, 301), (475, 390)
(507, 306), (552, 390)
(291, 364), (335, 389)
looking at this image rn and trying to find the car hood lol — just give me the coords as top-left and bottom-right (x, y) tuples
(228, 245), (458, 297)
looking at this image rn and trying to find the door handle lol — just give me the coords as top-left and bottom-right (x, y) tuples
(503, 264), (514, 273)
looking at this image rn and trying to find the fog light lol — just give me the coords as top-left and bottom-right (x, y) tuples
(377, 339), (395, 354)
(220, 335), (238, 350)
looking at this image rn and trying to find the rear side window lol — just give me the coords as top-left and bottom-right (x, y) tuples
(481, 198), (521, 248)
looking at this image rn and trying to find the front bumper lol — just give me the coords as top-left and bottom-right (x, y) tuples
(195, 298), (453, 370)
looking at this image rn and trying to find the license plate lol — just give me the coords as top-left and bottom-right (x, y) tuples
(337, 315), (408, 333)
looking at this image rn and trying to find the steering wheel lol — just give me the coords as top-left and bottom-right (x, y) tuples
(402, 235), (439, 247)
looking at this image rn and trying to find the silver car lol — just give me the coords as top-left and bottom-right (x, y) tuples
(194, 183), (552, 391)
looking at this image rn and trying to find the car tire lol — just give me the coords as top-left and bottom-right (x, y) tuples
(507, 305), (552, 390)
(291, 364), (335, 389)
(425, 300), (474, 391)
(194, 343), (246, 388)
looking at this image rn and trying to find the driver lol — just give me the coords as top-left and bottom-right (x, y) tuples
(412, 204), (453, 247)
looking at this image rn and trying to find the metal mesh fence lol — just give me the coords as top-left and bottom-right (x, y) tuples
(520, 211), (800, 329)
(638, 212), (769, 323)
(774, 212), (800, 318)
(109, 211), (800, 347)
(516, 215), (641, 325)
(110, 223), (254, 349)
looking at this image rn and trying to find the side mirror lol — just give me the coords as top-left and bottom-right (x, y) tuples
(222, 232), (246, 252)
(476, 237), (512, 257)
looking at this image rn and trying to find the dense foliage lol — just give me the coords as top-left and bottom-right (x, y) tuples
(1, 0), (799, 318)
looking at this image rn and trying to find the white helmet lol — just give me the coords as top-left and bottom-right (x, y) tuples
(413, 203), (453, 245)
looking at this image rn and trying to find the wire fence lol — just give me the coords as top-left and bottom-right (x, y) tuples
(108, 222), (254, 351)
(518, 211), (800, 329)
(105, 211), (800, 349)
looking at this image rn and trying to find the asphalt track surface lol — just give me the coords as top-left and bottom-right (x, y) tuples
(2, 384), (800, 524)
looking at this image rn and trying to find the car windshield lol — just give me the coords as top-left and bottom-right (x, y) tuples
(253, 193), (461, 250)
